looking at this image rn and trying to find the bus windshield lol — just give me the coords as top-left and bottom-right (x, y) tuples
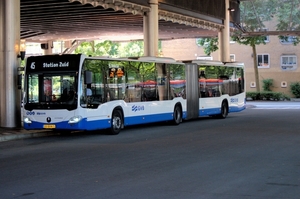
(25, 72), (77, 110)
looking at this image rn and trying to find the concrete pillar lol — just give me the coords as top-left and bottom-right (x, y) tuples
(143, 13), (150, 56)
(44, 40), (53, 55)
(147, 0), (159, 56)
(0, 0), (21, 127)
(219, 0), (230, 62)
(218, 30), (223, 61)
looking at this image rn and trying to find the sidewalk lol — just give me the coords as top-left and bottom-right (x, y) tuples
(0, 127), (57, 142)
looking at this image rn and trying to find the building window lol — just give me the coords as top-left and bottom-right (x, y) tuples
(263, 35), (269, 43)
(230, 54), (235, 61)
(281, 55), (297, 71)
(257, 54), (270, 68)
(280, 36), (297, 44)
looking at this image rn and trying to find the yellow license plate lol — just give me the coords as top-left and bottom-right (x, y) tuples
(44, 124), (56, 129)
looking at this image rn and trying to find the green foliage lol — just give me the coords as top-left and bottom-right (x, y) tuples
(74, 40), (165, 58)
(260, 91), (288, 101)
(232, 0), (300, 46)
(232, 0), (278, 45)
(196, 37), (218, 56)
(231, 0), (277, 93)
(280, 93), (291, 101)
(262, 79), (273, 91)
(260, 91), (275, 100)
(75, 40), (150, 57)
(246, 91), (289, 101)
(121, 41), (144, 57)
(231, 35), (266, 47)
(75, 40), (119, 57)
(239, 0), (276, 30)
(290, 82), (300, 98)
(275, 0), (300, 45)
(246, 91), (260, 100)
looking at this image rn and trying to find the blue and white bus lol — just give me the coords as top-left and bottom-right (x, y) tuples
(22, 54), (245, 134)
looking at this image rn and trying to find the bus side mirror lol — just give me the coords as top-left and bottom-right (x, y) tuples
(84, 70), (92, 84)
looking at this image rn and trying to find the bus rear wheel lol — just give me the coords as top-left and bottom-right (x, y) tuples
(218, 101), (228, 119)
(110, 110), (123, 135)
(172, 105), (182, 125)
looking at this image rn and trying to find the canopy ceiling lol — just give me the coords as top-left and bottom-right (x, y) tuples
(21, 0), (230, 42)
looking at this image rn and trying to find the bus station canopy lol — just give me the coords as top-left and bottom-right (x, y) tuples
(21, 0), (240, 42)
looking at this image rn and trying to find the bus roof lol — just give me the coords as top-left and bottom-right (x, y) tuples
(27, 54), (85, 59)
(127, 56), (178, 63)
(86, 56), (184, 64)
(185, 60), (244, 67)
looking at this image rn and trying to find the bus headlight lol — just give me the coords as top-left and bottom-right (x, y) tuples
(68, 115), (82, 124)
(23, 117), (32, 124)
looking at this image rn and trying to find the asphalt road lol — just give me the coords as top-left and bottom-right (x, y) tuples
(1, 106), (300, 199)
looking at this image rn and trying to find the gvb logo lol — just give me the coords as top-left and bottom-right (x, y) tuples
(30, 62), (36, 70)
(132, 105), (145, 112)
(26, 111), (35, 115)
(231, 98), (238, 103)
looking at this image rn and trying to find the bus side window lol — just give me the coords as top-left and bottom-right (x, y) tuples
(125, 86), (141, 102)
(142, 87), (157, 101)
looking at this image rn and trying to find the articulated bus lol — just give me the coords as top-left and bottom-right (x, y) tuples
(22, 54), (245, 134)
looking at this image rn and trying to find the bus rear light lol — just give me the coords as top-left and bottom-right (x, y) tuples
(68, 115), (82, 124)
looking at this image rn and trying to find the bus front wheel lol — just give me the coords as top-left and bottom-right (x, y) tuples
(110, 110), (123, 135)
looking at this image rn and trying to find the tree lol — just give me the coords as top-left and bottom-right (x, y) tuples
(75, 40), (119, 57)
(231, 0), (279, 92)
(119, 40), (162, 57)
(196, 38), (218, 56)
(276, 0), (300, 45)
(198, 0), (279, 92)
(75, 40), (163, 58)
(119, 41), (144, 57)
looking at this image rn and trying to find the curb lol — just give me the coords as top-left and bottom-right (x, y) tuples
(0, 131), (58, 142)
(245, 104), (256, 109)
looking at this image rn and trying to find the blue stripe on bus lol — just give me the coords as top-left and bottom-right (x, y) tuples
(125, 111), (188, 126)
(229, 105), (246, 112)
(199, 108), (221, 116)
(125, 112), (173, 125)
(199, 105), (246, 116)
(23, 118), (111, 131)
(23, 106), (245, 131)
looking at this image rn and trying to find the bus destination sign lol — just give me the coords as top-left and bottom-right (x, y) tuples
(42, 62), (69, 68)
(25, 54), (82, 72)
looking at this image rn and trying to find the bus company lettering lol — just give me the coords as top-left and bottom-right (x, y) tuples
(43, 62), (69, 68)
(230, 98), (238, 103)
(132, 105), (145, 112)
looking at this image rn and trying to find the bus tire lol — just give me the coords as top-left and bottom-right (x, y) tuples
(218, 101), (228, 119)
(110, 109), (123, 135)
(172, 105), (182, 125)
